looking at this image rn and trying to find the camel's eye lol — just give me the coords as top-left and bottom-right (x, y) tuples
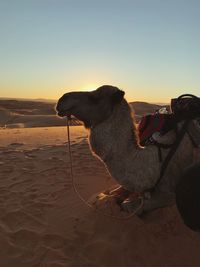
(111, 90), (125, 104)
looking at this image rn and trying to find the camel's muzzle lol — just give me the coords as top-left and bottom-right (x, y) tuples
(57, 109), (71, 117)
(56, 97), (72, 117)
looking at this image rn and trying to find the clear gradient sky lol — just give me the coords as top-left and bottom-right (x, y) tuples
(0, 0), (200, 102)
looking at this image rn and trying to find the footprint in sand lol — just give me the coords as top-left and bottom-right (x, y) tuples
(0, 210), (46, 232)
(8, 142), (25, 147)
(9, 228), (40, 250)
(42, 234), (67, 249)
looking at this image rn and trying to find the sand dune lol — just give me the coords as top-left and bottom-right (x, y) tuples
(0, 99), (66, 128)
(0, 109), (19, 126)
(0, 110), (66, 129)
(130, 101), (169, 116)
(0, 126), (200, 267)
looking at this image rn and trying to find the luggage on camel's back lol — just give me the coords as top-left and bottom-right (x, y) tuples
(138, 94), (200, 147)
(138, 113), (175, 146)
(171, 94), (200, 120)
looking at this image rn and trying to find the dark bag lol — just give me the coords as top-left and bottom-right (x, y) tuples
(139, 93), (200, 146)
(171, 94), (200, 120)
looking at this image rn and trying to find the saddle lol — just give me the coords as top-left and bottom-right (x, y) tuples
(138, 113), (176, 146)
(139, 94), (200, 148)
(138, 94), (200, 190)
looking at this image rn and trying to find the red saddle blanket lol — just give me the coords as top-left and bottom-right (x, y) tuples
(138, 113), (175, 145)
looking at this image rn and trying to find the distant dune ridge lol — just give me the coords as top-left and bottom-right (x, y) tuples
(0, 99), (168, 128)
(0, 99), (65, 128)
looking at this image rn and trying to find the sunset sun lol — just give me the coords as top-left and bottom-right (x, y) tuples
(81, 83), (100, 91)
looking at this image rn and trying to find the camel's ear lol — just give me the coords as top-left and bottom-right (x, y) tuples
(111, 90), (125, 104)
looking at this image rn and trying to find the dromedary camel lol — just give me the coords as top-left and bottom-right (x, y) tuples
(56, 85), (200, 214)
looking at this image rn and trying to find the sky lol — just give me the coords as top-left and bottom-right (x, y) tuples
(0, 0), (200, 103)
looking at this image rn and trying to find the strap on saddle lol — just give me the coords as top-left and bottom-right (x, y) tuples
(151, 119), (190, 192)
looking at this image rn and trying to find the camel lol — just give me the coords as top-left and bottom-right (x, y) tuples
(56, 85), (200, 214)
(175, 163), (200, 231)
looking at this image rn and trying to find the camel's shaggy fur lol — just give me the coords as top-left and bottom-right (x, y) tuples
(56, 85), (200, 213)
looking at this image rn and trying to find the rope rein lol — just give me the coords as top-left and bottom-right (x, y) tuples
(66, 117), (144, 220)
(66, 117), (93, 209)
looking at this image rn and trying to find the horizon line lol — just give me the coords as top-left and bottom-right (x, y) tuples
(0, 96), (169, 105)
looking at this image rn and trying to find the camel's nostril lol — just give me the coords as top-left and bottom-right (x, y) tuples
(57, 111), (65, 117)
(57, 109), (71, 117)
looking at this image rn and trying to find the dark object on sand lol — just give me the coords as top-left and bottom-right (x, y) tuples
(176, 164), (200, 231)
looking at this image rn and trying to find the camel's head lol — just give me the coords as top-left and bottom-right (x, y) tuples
(56, 85), (125, 128)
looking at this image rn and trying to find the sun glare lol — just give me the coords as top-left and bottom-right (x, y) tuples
(81, 83), (100, 92)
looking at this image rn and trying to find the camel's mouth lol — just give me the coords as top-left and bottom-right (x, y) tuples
(57, 109), (71, 117)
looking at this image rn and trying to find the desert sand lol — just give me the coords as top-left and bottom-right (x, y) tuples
(0, 125), (200, 267)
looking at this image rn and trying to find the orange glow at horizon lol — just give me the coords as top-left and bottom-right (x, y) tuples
(80, 83), (101, 92)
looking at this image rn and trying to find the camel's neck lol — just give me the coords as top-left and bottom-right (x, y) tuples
(88, 100), (160, 191)
(89, 100), (140, 162)
(88, 102), (197, 192)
